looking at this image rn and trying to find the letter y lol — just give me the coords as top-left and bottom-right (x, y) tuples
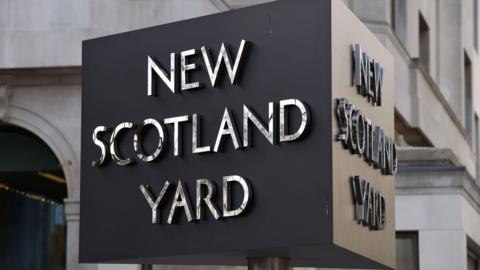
(139, 182), (170, 223)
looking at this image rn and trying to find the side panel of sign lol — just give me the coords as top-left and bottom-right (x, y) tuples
(331, 0), (396, 269)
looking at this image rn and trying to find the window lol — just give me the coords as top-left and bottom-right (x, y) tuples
(465, 52), (473, 141)
(475, 0), (478, 51)
(391, 0), (396, 31)
(393, 0), (407, 45)
(476, 114), (480, 182)
(396, 232), (419, 270)
(468, 249), (479, 270)
(419, 13), (430, 73)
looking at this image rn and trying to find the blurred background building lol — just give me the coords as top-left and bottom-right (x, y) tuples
(0, 0), (478, 270)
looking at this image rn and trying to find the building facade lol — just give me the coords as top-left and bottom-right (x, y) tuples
(0, 0), (478, 270)
(343, 1), (480, 270)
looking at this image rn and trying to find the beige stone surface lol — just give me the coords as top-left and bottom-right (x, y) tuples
(331, 0), (395, 268)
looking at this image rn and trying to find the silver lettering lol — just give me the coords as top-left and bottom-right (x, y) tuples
(181, 49), (201, 91)
(243, 103), (274, 147)
(168, 180), (194, 224)
(201, 40), (249, 87)
(164, 115), (189, 157)
(223, 175), (251, 218)
(196, 179), (220, 220)
(139, 182), (170, 224)
(91, 126), (109, 167)
(147, 54), (175, 96)
(214, 108), (241, 152)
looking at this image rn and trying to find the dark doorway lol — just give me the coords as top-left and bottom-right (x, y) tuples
(0, 123), (66, 270)
(419, 12), (430, 73)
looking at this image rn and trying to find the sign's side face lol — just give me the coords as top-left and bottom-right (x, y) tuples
(331, 0), (396, 269)
(80, 0), (332, 264)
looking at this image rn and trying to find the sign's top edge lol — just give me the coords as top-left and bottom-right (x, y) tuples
(81, 0), (281, 44)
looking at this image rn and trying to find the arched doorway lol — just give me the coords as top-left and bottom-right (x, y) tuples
(0, 122), (67, 270)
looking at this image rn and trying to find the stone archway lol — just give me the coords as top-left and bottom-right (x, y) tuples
(5, 104), (80, 199)
(0, 71), (85, 270)
(0, 121), (68, 269)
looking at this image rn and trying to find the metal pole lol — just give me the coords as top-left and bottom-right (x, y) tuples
(248, 257), (289, 270)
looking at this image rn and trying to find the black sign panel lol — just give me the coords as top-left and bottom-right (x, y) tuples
(80, 0), (390, 268)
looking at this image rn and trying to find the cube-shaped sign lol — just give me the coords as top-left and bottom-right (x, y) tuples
(80, 0), (396, 268)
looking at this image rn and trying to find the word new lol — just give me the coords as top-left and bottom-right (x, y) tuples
(352, 44), (383, 107)
(148, 39), (248, 95)
(139, 175), (251, 224)
(351, 176), (386, 231)
(335, 98), (397, 175)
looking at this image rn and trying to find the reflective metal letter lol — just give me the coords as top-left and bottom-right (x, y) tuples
(383, 137), (392, 175)
(214, 108), (241, 152)
(139, 182), (170, 224)
(352, 44), (369, 96)
(364, 185), (375, 228)
(92, 126), (109, 167)
(167, 180), (194, 224)
(352, 110), (366, 155)
(279, 99), (309, 142)
(378, 194), (386, 229)
(374, 192), (386, 230)
(201, 39), (249, 87)
(223, 175), (251, 217)
(351, 176), (369, 223)
(347, 105), (357, 152)
(335, 98), (349, 144)
(181, 49), (201, 91)
(192, 114), (211, 154)
(392, 142), (398, 175)
(372, 127), (385, 169)
(243, 103), (274, 147)
(134, 118), (166, 162)
(147, 54), (175, 96)
(196, 179), (220, 220)
(374, 62), (383, 106)
(364, 117), (374, 163)
(110, 122), (134, 166)
(164, 115), (189, 157)
(366, 57), (375, 100)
